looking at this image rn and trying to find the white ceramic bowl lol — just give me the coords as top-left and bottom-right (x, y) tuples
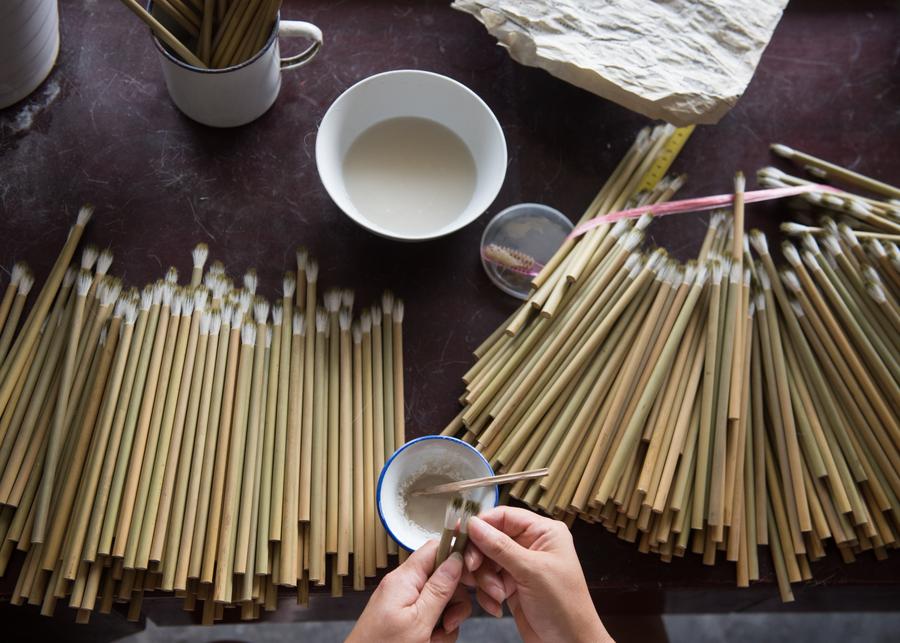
(316, 70), (507, 241)
(377, 435), (498, 551)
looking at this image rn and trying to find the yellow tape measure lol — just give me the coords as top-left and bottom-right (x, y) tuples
(637, 125), (695, 192)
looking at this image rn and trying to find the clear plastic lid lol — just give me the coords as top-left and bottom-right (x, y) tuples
(480, 203), (573, 300)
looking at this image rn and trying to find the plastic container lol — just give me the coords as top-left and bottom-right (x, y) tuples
(480, 202), (573, 299)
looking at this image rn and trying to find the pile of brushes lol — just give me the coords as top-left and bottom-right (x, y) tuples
(443, 128), (900, 602)
(0, 209), (406, 623)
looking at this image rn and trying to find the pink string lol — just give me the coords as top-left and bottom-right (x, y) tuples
(567, 183), (842, 240)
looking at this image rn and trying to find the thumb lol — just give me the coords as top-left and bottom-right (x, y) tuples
(467, 516), (530, 577)
(415, 552), (464, 625)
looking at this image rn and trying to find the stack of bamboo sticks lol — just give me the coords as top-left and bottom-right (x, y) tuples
(119, 0), (282, 68)
(442, 131), (900, 602)
(0, 212), (406, 623)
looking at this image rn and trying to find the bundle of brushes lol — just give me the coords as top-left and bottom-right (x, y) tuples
(435, 496), (480, 568)
(0, 208), (407, 624)
(442, 130), (900, 603)
(117, 0), (284, 68)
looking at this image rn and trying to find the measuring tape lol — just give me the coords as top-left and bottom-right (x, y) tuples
(637, 125), (695, 192)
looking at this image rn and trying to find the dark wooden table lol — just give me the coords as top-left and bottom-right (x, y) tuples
(1, 0), (898, 636)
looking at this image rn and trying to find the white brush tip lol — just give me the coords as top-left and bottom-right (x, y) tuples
(231, 308), (244, 329)
(76, 270), (93, 296)
(770, 143), (795, 158)
(749, 230), (769, 256)
(782, 243), (801, 266)
(77, 204), (94, 226)
(165, 266), (179, 284)
(200, 310), (211, 335)
(782, 270), (801, 292)
(194, 287), (209, 312)
(239, 290), (252, 314)
(342, 289), (355, 310)
(734, 172), (745, 192)
(296, 247), (308, 271)
(339, 308), (352, 331)
(393, 299), (404, 323)
(324, 289), (341, 313)
(758, 268), (771, 290)
(370, 305), (382, 325)
(254, 297), (270, 324)
(210, 311), (222, 335)
(63, 266), (76, 288)
(192, 243), (209, 268)
(360, 310), (372, 333)
(141, 286), (153, 310)
(97, 248), (114, 274)
(241, 322), (257, 345)
(283, 272), (296, 298)
(780, 222), (809, 235)
(635, 213), (654, 231)
(381, 290), (394, 313)
(293, 312), (306, 335)
(272, 301), (284, 325)
(243, 269), (258, 295)
(316, 307), (328, 332)
(17, 270), (34, 295)
(306, 259), (319, 282)
(81, 245), (99, 270)
(352, 322), (362, 343)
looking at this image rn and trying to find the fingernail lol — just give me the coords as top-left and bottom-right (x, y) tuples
(438, 552), (463, 578)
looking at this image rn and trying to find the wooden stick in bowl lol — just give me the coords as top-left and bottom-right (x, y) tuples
(412, 468), (550, 497)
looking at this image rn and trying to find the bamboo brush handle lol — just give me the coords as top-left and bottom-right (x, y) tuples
(412, 468), (549, 497)
(117, 0), (207, 68)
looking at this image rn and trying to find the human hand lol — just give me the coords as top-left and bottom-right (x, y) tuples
(346, 539), (472, 643)
(462, 506), (613, 643)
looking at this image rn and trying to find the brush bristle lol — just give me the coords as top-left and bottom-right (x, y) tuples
(239, 290), (252, 314)
(241, 322), (257, 345)
(254, 297), (270, 324)
(102, 279), (122, 307)
(17, 270), (34, 295)
(231, 307), (244, 329)
(76, 270), (93, 296)
(192, 243), (209, 269)
(360, 311), (372, 333)
(780, 222), (809, 236)
(315, 307), (328, 333)
(342, 289), (355, 310)
(352, 322), (361, 343)
(141, 285), (153, 310)
(97, 248), (114, 275)
(293, 312), (305, 335)
(222, 303), (234, 326)
(758, 268), (771, 290)
(200, 310), (212, 335)
(782, 270), (801, 292)
(81, 245), (99, 270)
(283, 271), (296, 298)
(782, 243), (801, 267)
(194, 287), (209, 312)
(393, 300), (404, 323)
(790, 298), (804, 317)
(124, 298), (139, 325)
(770, 143), (794, 158)
(164, 266), (178, 284)
(63, 266), (76, 288)
(175, 290), (189, 316)
(381, 290), (394, 314)
(339, 308), (352, 331)
(749, 230), (768, 256)
(296, 247), (308, 272)
(324, 289), (341, 313)
(371, 305), (382, 325)
(210, 310), (222, 335)
(77, 204), (94, 226)
(243, 269), (258, 295)
(272, 301), (284, 325)
(306, 259), (319, 282)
